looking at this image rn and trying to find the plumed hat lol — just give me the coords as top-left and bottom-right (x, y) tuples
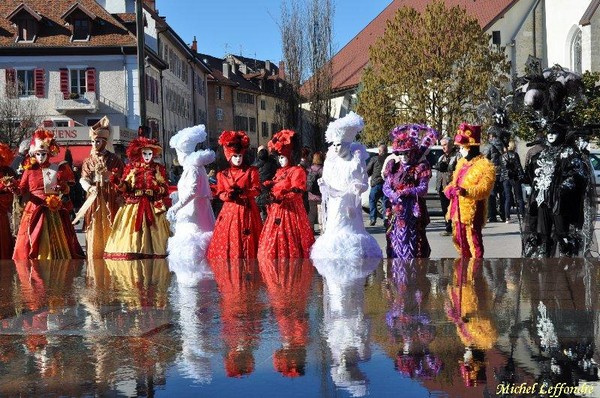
(126, 136), (162, 161)
(170, 124), (207, 153)
(325, 111), (364, 143)
(218, 130), (250, 160)
(390, 123), (439, 153)
(0, 143), (14, 167)
(89, 116), (111, 141)
(29, 129), (60, 157)
(268, 129), (295, 159)
(454, 123), (482, 147)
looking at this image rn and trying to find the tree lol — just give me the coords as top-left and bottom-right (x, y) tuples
(356, 1), (509, 145)
(0, 82), (40, 147)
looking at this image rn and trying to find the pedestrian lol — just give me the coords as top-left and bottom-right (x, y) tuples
(444, 123), (496, 258)
(383, 124), (438, 259)
(500, 140), (525, 223)
(366, 143), (388, 226)
(252, 145), (278, 221)
(484, 131), (507, 222)
(306, 151), (324, 234)
(310, 112), (382, 260)
(258, 129), (314, 260)
(433, 136), (459, 236)
(206, 131), (262, 260)
(79, 116), (125, 258)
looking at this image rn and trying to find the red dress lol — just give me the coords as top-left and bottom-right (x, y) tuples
(0, 166), (16, 259)
(13, 162), (85, 260)
(207, 166), (263, 260)
(258, 166), (314, 260)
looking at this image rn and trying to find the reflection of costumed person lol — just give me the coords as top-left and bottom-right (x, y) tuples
(103, 136), (171, 259)
(259, 259), (314, 377)
(79, 116), (125, 259)
(206, 131), (262, 260)
(383, 124), (438, 259)
(0, 143), (17, 259)
(13, 130), (85, 260)
(310, 112), (383, 260)
(444, 124), (495, 258)
(167, 124), (216, 260)
(258, 130), (314, 260)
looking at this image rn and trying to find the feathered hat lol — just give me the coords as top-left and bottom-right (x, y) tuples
(389, 123), (439, 153)
(126, 136), (162, 161)
(218, 130), (250, 160)
(268, 129), (295, 159)
(454, 123), (482, 147)
(170, 124), (207, 153)
(325, 111), (364, 143)
(89, 116), (111, 141)
(29, 129), (60, 157)
(0, 143), (14, 167)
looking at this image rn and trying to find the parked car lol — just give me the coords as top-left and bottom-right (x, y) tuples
(361, 145), (444, 216)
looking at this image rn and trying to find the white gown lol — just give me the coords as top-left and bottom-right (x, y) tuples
(167, 149), (215, 260)
(310, 144), (383, 259)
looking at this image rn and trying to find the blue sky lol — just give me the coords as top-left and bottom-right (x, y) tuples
(156, 0), (392, 63)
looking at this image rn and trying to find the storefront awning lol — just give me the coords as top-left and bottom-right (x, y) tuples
(56, 145), (92, 167)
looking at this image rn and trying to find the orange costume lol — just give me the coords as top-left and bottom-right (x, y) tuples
(0, 144), (17, 259)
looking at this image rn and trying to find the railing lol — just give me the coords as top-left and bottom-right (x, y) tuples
(54, 91), (98, 113)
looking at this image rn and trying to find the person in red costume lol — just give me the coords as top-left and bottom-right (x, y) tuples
(13, 129), (85, 260)
(0, 143), (17, 259)
(207, 131), (263, 260)
(258, 129), (314, 260)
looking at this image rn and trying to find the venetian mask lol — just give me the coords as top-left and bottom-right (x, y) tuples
(92, 138), (107, 153)
(230, 154), (243, 167)
(278, 155), (289, 168)
(141, 149), (154, 163)
(546, 133), (558, 145)
(459, 146), (469, 158)
(332, 141), (350, 158)
(34, 151), (48, 164)
(398, 152), (410, 164)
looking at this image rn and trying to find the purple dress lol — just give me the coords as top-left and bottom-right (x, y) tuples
(383, 160), (431, 259)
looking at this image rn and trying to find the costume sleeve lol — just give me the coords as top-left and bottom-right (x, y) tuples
(173, 168), (199, 210)
(80, 158), (94, 192)
(444, 158), (463, 199)
(464, 160), (496, 201)
(383, 175), (398, 204)
(216, 171), (232, 202)
(18, 169), (30, 195)
(154, 164), (170, 198)
(272, 167), (305, 200)
(244, 167), (261, 199)
(408, 166), (431, 197)
(117, 164), (134, 192)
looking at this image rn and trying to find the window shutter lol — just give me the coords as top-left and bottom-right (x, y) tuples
(60, 68), (69, 99)
(86, 67), (96, 92)
(5, 68), (16, 98)
(34, 68), (45, 98)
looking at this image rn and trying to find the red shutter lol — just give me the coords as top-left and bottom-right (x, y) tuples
(34, 68), (45, 98)
(5, 68), (16, 98)
(60, 68), (69, 99)
(86, 67), (96, 92)
(43, 120), (54, 127)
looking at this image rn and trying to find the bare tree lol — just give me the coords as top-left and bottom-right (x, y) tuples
(0, 82), (41, 147)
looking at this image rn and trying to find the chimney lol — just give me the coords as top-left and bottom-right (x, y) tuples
(222, 61), (230, 79)
(231, 61), (237, 74)
(191, 36), (197, 53)
(240, 63), (247, 74)
(278, 61), (285, 80)
(143, 0), (156, 11)
(265, 60), (271, 71)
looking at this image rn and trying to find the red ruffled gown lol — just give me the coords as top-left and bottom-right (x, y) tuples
(258, 166), (314, 260)
(13, 162), (85, 260)
(207, 166), (263, 260)
(0, 166), (16, 259)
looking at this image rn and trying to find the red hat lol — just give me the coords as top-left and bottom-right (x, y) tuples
(126, 136), (162, 162)
(268, 129), (295, 159)
(0, 143), (14, 167)
(218, 131), (250, 160)
(273, 347), (306, 377)
(454, 123), (481, 146)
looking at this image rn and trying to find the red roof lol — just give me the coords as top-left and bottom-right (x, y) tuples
(326, 0), (517, 93)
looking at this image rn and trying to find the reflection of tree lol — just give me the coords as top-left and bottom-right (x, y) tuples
(260, 259), (313, 377)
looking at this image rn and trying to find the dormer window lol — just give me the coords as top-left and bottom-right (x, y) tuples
(17, 17), (37, 42)
(61, 3), (96, 42)
(73, 18), (90, 41)
(7, 4), (43, 43)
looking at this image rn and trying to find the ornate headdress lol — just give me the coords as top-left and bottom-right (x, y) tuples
(0, 143), (14, 167)
(170, 124), (207, 153)
(268, 129), (295, 159)
(29, 129), (60, 157)
(126, 136), (162, 161)
(218, 130), (250, 160)
(89, 116), (111, 141)
(454, 123), (482, 147)
(324, 111), (364, 143)
(389, 124), (439, 154)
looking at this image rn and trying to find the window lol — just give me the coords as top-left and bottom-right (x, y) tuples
(146, 75), (159, 104)
(570, 28), (582, 74)
(216, 108), (224, 121)
(234, 115), (249, 131)
(54, 120), (70, 127)
(17, 18), (36, 42)
(86, 118), (100, 126)
(261, 122), (268, 137)
(271, 123), (280, 135)
(492, 31), (501, 46)
(236, 92), (254, 104)
(16, 70), (34, 96)
(260, 100), (266, 110)
(249, 117), (256, 133)
(70, 69), (87, 95)
(73, 18), (90, 41)
(216, 86), (224, 100)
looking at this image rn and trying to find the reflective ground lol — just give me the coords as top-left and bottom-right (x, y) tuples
(0, 258), (599, 397)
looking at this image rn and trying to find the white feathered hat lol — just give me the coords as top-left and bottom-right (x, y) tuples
(170, 124), (208, 153)
(325, 111), (364, 143)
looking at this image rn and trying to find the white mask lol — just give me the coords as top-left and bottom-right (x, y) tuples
(141, 149), (154, 163)
(459, 146), (469, 158)
(34, 151), (48, 164)
(230, 154), (243, 167)
(332, 141), (349, 158)
(398, 153), (409, 164)
(547, 133), (558, 144)
(92, 138), (107, 153)
(278, 155), (289, 168)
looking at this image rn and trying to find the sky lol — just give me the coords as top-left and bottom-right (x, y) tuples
(156, 0), (392, 63)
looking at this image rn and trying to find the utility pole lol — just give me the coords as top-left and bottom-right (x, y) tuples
(136, 0), (147, 132)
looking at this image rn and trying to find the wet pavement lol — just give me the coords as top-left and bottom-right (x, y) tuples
(0, 257), (599, 397)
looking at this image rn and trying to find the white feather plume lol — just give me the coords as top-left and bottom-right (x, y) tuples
(325, 112), (365, 143)
(170, 124), (208, 153)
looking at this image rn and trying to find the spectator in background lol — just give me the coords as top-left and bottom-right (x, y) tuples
(433, 137), (459, 236)
(306, 152), (324, 235)
(253, 145), (278, 221)
(366, 143), (388, 226)
(483, 131), (507, 222)
(500, 141), (525, 223)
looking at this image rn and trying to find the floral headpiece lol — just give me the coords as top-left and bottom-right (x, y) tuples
(29, 129), (60, 157)
(268, 129), (295, 159)
(126, 136), (162, 161)
(324, 111), (364, 143)
(0, 143), (14, 167)
(454, 123), (481, 146)
(389, 124), (439, 153)
(218, 130), (250, 160)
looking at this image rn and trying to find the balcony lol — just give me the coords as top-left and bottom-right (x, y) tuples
(54, 91), (98, 113)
